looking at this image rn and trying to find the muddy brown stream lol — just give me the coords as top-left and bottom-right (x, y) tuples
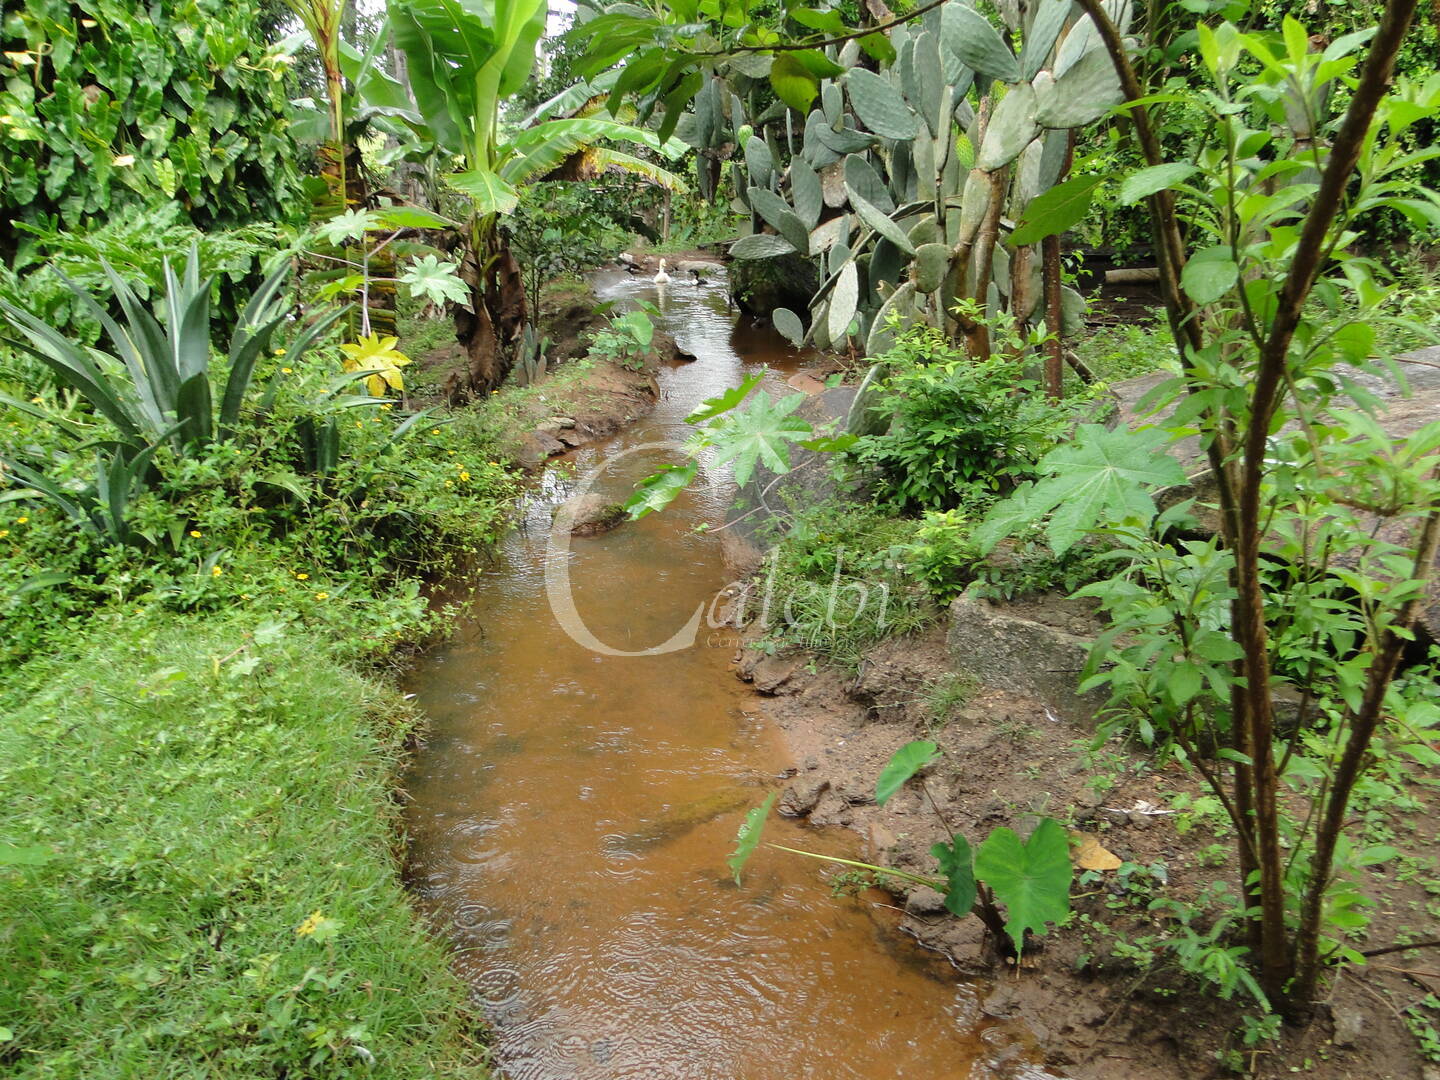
(403, 270), (1052, 1079)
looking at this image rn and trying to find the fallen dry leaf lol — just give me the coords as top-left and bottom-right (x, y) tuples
(1071, 831), (1122, 871)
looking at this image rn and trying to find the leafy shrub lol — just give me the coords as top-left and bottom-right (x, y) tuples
(0, 257), (517, 666)
(849, 327), (1096, 513)
(0, 0), (301, 249)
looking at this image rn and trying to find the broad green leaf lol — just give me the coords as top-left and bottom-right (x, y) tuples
(447, 169), (519, 215)
(710, 392), (814, 486)
(771, 53), (820, 112)
(974, 424), (1186, 556)
(728, 792), (778, 884)
(315, 208), (379, 245)
(372, 205), (458, 230)
(845, 68), (918, 140)
(1119, 162), (1199, 206)
(624, 462), (699, 519)
(974, 819), (1072, 956)
(1009, 174), (1104, 246)
(399, 254), (469, 307)
(1181, 245), (1240, 305)
(876, 740), (941, 805)
(686, 372), (763, 423)
(931, 834), (977, 917)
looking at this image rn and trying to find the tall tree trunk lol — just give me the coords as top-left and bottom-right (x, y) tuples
(449, 219), (528, 399)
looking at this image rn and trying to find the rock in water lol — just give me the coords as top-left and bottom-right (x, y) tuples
(554, 492), (627, 537)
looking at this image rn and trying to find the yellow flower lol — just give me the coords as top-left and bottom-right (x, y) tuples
(30, 396), (42, 404)
(0, 530), (9, 539)
(190, 529), (202, 538)
(16, 516), (28, 525)
(431, 428), (441, 435)
(381, 403), (393, 411)
(444, 480), (453, 487)
(459, 471), (470, 481)
(355, 421), (364, 428)
(281, 367), (293, 374)
(274, 347), (287, 356)
(295, 572), (309, 581)
(447, 449), (456, 455)
(295, 910), (324, 936)
(315, 591), (329, 600)
(211, 566), (223, 578)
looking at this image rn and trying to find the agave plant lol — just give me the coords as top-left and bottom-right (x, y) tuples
(0, 249), (343, 457)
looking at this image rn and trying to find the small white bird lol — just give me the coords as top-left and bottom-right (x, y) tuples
(653, 258), (671, 285)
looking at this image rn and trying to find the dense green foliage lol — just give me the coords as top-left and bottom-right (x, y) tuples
(0, 0), (301, 253)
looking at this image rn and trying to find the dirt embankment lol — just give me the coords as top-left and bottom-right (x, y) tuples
(734, 615), (1440, 1080)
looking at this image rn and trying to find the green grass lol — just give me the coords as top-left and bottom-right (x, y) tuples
(0, 617), (490, 1078)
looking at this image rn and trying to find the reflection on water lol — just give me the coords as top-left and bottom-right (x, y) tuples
(403, 270), (1055, 1079)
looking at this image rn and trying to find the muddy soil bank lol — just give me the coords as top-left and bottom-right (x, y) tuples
(732, 614), (1440, 1080)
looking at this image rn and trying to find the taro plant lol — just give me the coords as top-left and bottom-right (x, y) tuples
(731, 739), (1074, 959)
(973, 4), (1440, 1016)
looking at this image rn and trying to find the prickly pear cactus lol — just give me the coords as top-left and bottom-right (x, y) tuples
(709, 0), (1131, 362)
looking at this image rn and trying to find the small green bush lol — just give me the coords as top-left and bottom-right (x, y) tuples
(849, 327), (1097, 513)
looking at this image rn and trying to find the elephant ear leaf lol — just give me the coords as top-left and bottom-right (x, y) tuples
(974, 819), (1073, 956)
(930, 834), (977, 917)
(875, 740), (941, 806)
(729, 793), (778, 884)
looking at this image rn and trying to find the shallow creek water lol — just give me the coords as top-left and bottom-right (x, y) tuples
(403, 270), (1052, 1080)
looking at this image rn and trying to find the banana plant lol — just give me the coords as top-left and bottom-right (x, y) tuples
(385, 0), (689, 395)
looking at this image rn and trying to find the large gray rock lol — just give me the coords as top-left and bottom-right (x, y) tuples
(946, 591), (1108, 726)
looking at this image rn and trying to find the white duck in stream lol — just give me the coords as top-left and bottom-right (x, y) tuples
(653, 258), (671, 285)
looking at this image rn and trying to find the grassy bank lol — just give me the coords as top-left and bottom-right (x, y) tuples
(0, 301), (550, 1074)
(0, 619), (489, 1078)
